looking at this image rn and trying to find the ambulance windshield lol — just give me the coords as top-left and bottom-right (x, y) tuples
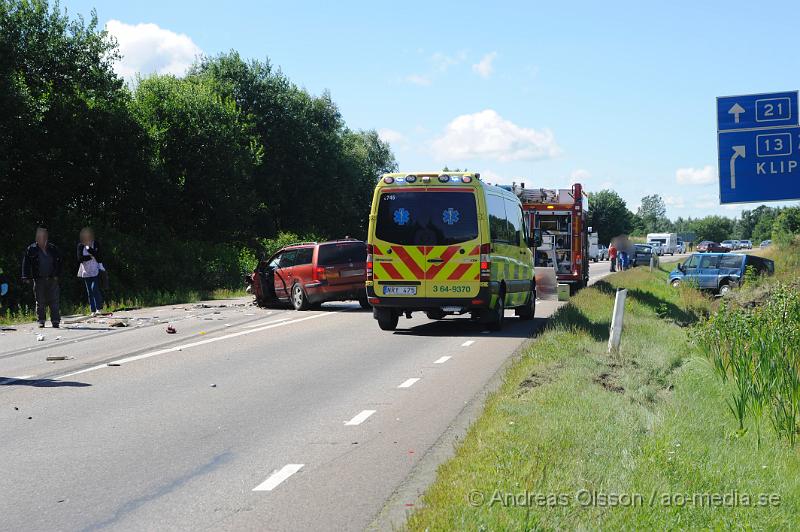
(376, 191), (478, 246)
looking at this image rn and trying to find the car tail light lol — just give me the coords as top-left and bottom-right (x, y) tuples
(480, 243), (491, 282)
(312, 266), (327, 282)
(366, 244), (373, 280)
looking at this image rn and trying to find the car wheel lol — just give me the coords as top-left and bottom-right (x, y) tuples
(358, 292), (371, 310)
(718, 282), (731, 296)
(291, 282), (310, 311)
(516, 290), (535, 320)
(487, 293), (505, 331)
(375, 307), (399, 331)
(671, 279), (682, 288)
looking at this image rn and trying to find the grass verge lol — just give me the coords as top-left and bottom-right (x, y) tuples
(407, 264), (800, 529)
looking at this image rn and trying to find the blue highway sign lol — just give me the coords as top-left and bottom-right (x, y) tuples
(718, 126), (800, 203)
(717, 91), (799, 131)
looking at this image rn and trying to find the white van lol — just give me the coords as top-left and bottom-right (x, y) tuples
(646, 232), (678, 255)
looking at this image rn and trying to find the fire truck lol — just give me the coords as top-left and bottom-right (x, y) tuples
(514, 183), (590, 292)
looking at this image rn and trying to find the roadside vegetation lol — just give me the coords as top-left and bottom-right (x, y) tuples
(407, 243), (800, 529)
(1, 0), (396, 319)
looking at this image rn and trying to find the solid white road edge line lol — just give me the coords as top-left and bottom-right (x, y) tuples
(398, 378), (420, 388)
(344, 409), (376, 426)
(252, 464), (304, 491)
(433, 356), (451, 364)
(461, 340), (475, 347)
(54, 312), (336, 380)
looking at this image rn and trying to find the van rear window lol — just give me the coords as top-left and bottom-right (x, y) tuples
(317, 243), (365, 266)
(376, 191), (479, 245)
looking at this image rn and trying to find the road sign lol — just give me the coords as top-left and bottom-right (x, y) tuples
(717, 90), (800, 203)
(717, 91), (799, 131)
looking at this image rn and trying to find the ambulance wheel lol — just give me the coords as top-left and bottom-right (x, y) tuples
(291, 282), (310, 311)
(426, 310), (445, 320)
(375, 308), (399, 331)
(516, 291), (535, 320)
(487, 293), (505, 331)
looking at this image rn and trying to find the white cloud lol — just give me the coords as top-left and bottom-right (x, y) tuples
(377, 128), (407, 148)
(675, 165), (715, 185)
(403, 73), (431, 86)
(472, 52), (498, 78)
(431, 51), (466, 72)
(664, 195), (685, 209)
(106, 20), (202, 80)
(432, 109), (560, 162)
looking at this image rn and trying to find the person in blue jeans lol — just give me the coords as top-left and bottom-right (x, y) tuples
(77, 227), (105, 316)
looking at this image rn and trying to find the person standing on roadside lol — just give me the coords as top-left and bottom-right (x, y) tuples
(21, 227), (62, 328)
(77, 227), (105, 316)
(608, 243), (617, 272)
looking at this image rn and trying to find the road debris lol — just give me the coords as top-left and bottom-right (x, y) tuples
(107, 363), (121, 367)
(166, 325), (177, 334)
(46, 356), (67, 361)
(36, 334), (45, 341)
(210, 383), (217, 388)
(109, 320), (128, 328)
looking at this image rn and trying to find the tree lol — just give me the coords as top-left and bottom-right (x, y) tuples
(687, 216), (735, 243)
(772, 207), (800, 244)
(588, 190), (633, 245)
(636, 194), (668, 234)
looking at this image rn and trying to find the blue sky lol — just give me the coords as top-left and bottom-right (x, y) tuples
(65, 0), (800, 219)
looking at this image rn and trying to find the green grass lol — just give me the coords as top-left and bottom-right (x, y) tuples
(0, 287), (246, 325)
(406, 264), (800, 529)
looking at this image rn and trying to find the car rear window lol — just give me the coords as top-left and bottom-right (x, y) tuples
(317, 242), (365, 266)
(375, 191), (479, 246)
(720, 255), (743, 269)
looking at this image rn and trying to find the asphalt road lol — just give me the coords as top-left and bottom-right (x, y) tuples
(0, 256), (689, 531)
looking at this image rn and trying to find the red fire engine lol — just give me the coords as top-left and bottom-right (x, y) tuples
(514, 183), (590, 292)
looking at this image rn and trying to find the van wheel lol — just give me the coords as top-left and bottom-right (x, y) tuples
(375, 308), (399, 331)
(671, 279), (682, 288)
(487, 293), (505, 331)
(718, 282), (731, 296)
(291, 282), (310, 311)
(516, 290), (535, 320)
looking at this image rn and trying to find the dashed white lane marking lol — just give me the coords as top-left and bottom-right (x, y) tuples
(433, 356), (451, 364)
(55, 312), (336, 380)
(344, 409), (376, 426)
(461, 340), (475, 347)
(398, 378), (420, 388)
(252, 464), (304, 491)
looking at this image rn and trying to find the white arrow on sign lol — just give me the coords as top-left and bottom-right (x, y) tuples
(728, 103), (745, 124)
(730, 145), (746, 189)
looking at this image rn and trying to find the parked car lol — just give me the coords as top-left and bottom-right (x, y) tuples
(632, 244), (653, 267)
(669, 253), (774, 295)
(598, 245), (609, 261)
(676, 239), (686, 254)
(760, 239), (773, 248)
(246, 239), (369, 310)
(739, 240), (753, 249)
(720, 240), (736, 250)
(648, 241), (664, 256)
(697, 240), (729, 253)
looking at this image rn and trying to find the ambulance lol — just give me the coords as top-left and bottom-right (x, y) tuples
(366, 172), (538, 331)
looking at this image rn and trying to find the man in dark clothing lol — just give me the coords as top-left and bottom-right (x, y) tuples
(21, 228), (63, 328)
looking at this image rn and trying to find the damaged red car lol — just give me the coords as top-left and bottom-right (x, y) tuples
(246, 239), (370, 310)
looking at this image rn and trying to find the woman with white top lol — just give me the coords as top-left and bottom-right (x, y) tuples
(77, 227), (105, 316)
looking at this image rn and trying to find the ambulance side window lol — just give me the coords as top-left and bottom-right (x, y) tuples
(505, 198), (523, 246)
(487, 194), (511, 243)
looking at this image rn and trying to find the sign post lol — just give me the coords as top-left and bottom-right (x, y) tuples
(717, 91), (800, 203)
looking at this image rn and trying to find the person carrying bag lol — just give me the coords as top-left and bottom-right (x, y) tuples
(77, 227), (106, 316)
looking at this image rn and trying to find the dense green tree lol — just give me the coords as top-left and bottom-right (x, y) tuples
(588, 190), (633, 244)
(635, 194), (669, 234)
(773, 207), (800, 244)
(687, 216), (736, 243)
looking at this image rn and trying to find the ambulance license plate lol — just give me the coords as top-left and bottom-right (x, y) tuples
(383, 286), (416, 296)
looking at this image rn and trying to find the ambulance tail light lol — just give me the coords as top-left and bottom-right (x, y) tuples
(366, 244), (374, 280)
(480, 243), (491, 282)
